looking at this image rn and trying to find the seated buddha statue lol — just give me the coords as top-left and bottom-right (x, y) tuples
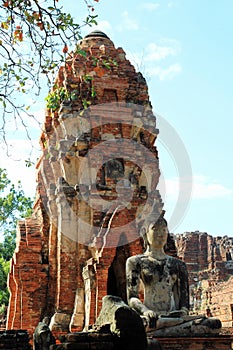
(126, 214), (221, 336)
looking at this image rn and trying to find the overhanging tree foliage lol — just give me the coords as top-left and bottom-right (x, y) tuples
(0, 0), (99, 147)
(0, 168), (33, 307)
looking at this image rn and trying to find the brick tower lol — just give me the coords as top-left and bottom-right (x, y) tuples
(6, 31), (163, 337)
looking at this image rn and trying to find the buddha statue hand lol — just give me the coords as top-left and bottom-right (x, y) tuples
(142, 309), (158, 329)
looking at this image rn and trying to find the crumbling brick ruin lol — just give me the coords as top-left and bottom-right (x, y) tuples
(176, 231), (233, 327)
(6, 30), (163, 338)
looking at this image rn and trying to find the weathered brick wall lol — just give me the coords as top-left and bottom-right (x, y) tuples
(7, 31), (163, 338)
(176, 232), (233, 283)
(175, 231), (233, 326)
(202, 276), (233, 327)
(7, 217), (49, 333)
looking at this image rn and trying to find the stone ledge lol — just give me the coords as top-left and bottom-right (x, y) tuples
(151, 335), (233, 350)
(0, 330), (31, 350)
(50, 331), (163, 350)
(50, 342), (114, 350)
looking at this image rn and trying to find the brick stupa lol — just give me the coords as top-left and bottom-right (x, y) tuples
(6, 31), (163, 338)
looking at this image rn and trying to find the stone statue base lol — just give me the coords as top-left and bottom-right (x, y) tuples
(50, 331), (163, 350)
(50, 332), (114, 350)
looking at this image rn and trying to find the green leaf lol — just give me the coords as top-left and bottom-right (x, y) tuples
(76, 47), (87, 57)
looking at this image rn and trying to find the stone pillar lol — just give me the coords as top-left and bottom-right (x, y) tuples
(69, 288), (85, 332)
(82, 259), (97, 329)
(50, 184), (78, 332)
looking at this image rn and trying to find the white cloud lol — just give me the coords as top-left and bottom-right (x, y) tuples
(168, 2), (175, 8)
(125, 40), (182, 80)
(149, 63), (182, 80)
(141, 2), (160, 11)
(158, 175), (191, 200)
(118, 11), (139, 31)
(160, 175), (233, 200)
(145, 42), (181, 61)
(192, 175), (233, 199)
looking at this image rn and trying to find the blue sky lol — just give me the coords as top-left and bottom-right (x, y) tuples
(1, 0), (233, 236)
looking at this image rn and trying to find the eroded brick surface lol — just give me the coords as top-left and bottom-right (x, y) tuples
(176, 231), (233, 327)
